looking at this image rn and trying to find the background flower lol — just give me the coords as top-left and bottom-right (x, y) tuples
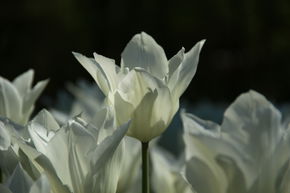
(182, 90), (290, 193)
(17, 110), (129, 193)
(0, 70), (48, 125)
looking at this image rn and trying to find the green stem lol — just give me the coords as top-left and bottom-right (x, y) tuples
(0, 168), (2, 183)
(142, 142), (149, 193)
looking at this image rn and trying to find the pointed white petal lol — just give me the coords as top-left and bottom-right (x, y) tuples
(6, 164), (33, 193)
(168, 48), (185, 79)
(35, 155), (71, 193)
(22, 79), (49, 118)
(93, 53), (119, 91)
(12, 69), (34, 98)
(169, 40), (205, 99)
(89, 121), (130, 172)
(73, 52), (110, 95)
(121, 32), (168, 79)
(31, 109), (60, 132)
(87, 121), (130, 193)
(0, 77), (22, 123)
(113, 91), (135, 126)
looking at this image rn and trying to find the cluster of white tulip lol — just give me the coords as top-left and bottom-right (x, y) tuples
(1, 32), (290, 193)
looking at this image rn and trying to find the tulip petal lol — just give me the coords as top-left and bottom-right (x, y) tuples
(93, 53), (120, 91)
(221, 90), (282, 166)
(66, 119), (96, 193)
(87, 121), (130, 193)
(29, 126), (71, 189)
(216, 155), (247, 193)
(12, 69), (49, 123)
(151, 147), (193, 193)
(169, 40), (205, 99)
(181, 110), (252, 188)
(35, 155), (71, 193)
(0, 121), (11, 151)
(185, 157), (226, 193)
(73, 52), (110, 95)
(22, 79), (49, 118)
(31, 109), (60, 132)
(29, 174), (51, 193)
(117, 136), (141, 193)
(126, 90), (158, 142)
(0, 77), (22, 123)
(117, 69), (167, 107)
(121, 32), (168, 79)
(89, 121), (129, 172)
(168, 48), (185, 79)
(6, 164), (33, 193)
(12, 69), (34, 98)
(128, 87), (172, 142)
(113, 91), (135, 126)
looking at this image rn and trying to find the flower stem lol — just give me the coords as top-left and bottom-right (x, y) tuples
(0, 168), (2, 183)
(142, 142), (149, 193)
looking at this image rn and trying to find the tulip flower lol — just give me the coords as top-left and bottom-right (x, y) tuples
(17, 109), (129, 193)
(0, 70), (48, 125)
(182, 90), (290, 193)
(0, 70), (47, 180)
(51, 81), (142, 193)
(151, 146), (193, 193)
(73, 32), (205, 142)
(117, 136), (141, 193)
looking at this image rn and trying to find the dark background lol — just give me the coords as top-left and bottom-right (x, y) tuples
(1, 0), (290, 107)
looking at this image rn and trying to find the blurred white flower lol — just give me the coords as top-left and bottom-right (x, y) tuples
(17, 109), (129, 193)
(0, 164), (50, 193)
(116, 136), (141, 193)
(0, 70), (47, 180)
(0, 70), (48, 125)
(151, 146), (193, 193)
(182, 90), (290, 193)
(73, 32), (205, 142)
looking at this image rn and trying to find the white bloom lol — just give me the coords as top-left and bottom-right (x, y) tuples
(73, 32), (205, 142)
(18, 110), (129, 193)
(52, 81), (142, 193)
(117, 136), (141, 193)
(151, 146), (193, 193)
(0, 70), (48, 125)
(182, 90), (290, 193)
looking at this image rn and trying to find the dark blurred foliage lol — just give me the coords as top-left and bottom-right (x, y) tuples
(1, 0), (290, 106)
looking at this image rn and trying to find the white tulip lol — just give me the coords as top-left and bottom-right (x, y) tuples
(151, 146), (193, 193)
(182, 90), (290, 193)
(0, 70), (48, 125)
(73, 32), (205, 142)
(17, 109), (129, 193)
(52, 81), (142, 193)
(117, 136), (141, 193)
